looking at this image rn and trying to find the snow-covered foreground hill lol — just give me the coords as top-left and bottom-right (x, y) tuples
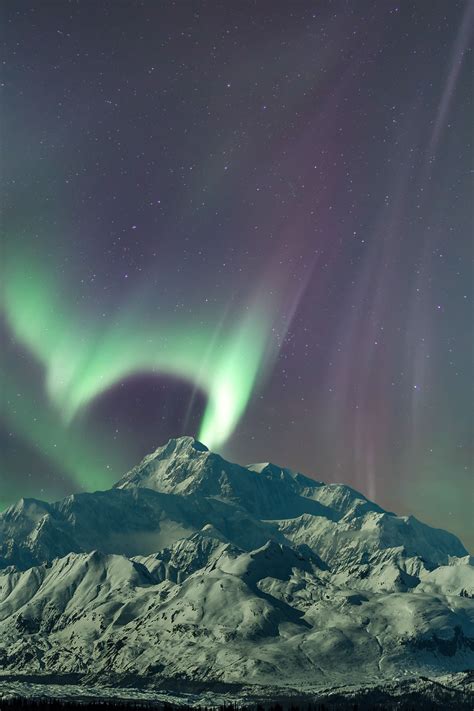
(0, 436), (473, 706)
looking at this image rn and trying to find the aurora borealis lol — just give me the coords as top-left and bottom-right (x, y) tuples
(2, 1), (473, 548)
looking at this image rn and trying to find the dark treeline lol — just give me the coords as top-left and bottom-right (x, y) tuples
(0, 698), (465, 711)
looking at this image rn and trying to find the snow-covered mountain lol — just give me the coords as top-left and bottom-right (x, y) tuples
(0, 436), (472, 704)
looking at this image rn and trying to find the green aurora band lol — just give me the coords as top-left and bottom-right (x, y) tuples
(2, 250), (302, 491)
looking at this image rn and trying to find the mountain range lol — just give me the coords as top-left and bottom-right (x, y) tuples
(0, 436), (473, 707)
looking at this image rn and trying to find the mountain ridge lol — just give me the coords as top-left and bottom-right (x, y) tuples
(0, 436), (472, 704)
(1, 436), (467, 575)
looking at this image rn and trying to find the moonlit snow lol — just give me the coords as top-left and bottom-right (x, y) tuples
(0, 437), (473, 705)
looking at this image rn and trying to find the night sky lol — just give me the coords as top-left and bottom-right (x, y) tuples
(2, 1), (473, 549)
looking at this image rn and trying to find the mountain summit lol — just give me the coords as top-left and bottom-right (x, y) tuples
(0, 437), (473, 705)
(114, 435), (224, 494)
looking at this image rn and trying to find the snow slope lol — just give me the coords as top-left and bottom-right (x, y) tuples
(0, 436), (472, 698)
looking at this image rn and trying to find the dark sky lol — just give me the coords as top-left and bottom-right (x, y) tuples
(2, 1), (473, 549)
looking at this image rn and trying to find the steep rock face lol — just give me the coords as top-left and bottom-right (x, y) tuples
(0, 436), (472, 692)
(115, 437), (332, 521)
(0, 498), (82, 570)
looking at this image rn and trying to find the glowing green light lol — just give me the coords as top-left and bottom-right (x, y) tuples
(2, 248), (288, 482)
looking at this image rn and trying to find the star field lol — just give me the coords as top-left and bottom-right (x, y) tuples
(1, 1), (473, 549)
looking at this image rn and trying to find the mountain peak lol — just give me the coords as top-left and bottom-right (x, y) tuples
(113, 435), (212, 493)
(0, 435), (472, 699)
(158, 435), (209, 454)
